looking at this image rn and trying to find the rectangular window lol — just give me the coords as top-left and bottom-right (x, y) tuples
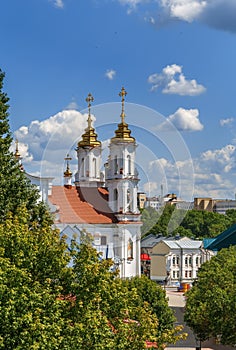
(101, 236), (107, 246)
(185, 271), (188, 278)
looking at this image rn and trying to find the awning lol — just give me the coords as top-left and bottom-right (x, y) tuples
(141, 253), (151, 261)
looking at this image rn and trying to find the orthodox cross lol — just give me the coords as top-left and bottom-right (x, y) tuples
(86, 93), (94, 129)
(64, 153), (72, 171)
(119, 87), (127, 123)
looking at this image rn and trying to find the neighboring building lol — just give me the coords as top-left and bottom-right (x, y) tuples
(194, 197), (236, 214)
(137, 192), (146, 209)
(194, 197), (215, 211)
(144, 196), (162, 210)
(141, 234), (171, 278)
(213, 199), (236, 214)
(25, 89), (142, 279)
(144, 193), (193, 211)
(150, 236), (210, 284)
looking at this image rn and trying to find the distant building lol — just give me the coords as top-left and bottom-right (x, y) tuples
(137, 192), (146, 209)
(145, 193), (193, 211)
(194, 197), (236, 214)
(144, 196), (162, 210)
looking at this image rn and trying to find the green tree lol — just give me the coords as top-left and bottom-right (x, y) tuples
(66, 234), (159, 349)
(0, 207), (70, 284)
(0, 208), (72, 349)
(147, 205), (175, 236)
(0, 69), (50, 224)
(184, 246), (236, 346)
(225, 208), (236, 225)
(141, 207), (160, 236)
(180, 210), (230, 239)
(123, 275), (186, 346)
(0, 258), (68, 350)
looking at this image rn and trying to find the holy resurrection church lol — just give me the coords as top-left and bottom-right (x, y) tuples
(23, 88), (142, 278)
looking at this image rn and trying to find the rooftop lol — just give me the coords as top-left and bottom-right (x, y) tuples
(49, 186), (117, 224)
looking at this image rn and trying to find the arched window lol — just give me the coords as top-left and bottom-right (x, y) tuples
(81, 157), (85, 177)
(114, 189), (118, 212)
(127, 189), (131, 211)
(93, 157), (96, 178)
(114, 155), (118, 174)
(127, 238), (133, 260)
(127, 155), (131, 175)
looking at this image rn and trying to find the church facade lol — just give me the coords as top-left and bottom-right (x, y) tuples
(26, 88), (142, 278)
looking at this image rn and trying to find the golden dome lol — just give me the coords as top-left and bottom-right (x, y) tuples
(111, 87), (135, 143)
(78, 93), (101, 148)
(14, 139), (21, 159)
(64, 154), (72, 177)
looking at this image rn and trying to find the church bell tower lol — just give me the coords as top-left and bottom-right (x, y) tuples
(75, 93), (103, 188)
(106, 87), (140, 222)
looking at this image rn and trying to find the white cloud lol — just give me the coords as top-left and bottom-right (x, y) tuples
(51, 0), (64, 9)
(200, 145), (236, 173)
(160, 0), (207, 22)
(145, 143), (236, 200)
(148, 64), (206, 96)
(143, 181), (158, 195)
(105, 69), (116, 80)
(118, 0), (146, 11)
(220, 117), (234, 127)
(14, 110), (91, 182)
(117, 0), (236, 32)
(157, 107), (204, 132)
(65, 100), (79, 110)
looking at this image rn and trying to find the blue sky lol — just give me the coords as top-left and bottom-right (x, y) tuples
(2, 0), (236, 200)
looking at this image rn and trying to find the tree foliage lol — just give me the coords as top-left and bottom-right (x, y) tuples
(142, 205), (236, 239)
(0, 69), (50, 224)
(184, 246), (236, 346)
(0, 213), (185, 349)
(122, 275), (186, 345)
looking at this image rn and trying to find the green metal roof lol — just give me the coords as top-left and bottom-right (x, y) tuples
(206, 223), (236, 251)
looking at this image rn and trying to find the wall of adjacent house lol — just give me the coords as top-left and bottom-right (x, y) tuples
(150, 241), (170, 281)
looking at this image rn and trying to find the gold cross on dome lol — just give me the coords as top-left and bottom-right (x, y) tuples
(64, 153), (72, 171)
(64, 153), (72, 162)
(119, 87), (127, 123)
(86, 93), (94, 128)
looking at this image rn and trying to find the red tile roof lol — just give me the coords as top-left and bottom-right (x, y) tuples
(49, 186), (118, 224)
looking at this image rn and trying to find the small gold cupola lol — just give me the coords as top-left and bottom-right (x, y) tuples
(64, 154), (72, 177)
(14, 139), (21, 160)
(64, 154), (73, 188)
(14, 139), (24, 171)
(111, 87), (135, 143)
(78, 93), (101, 148)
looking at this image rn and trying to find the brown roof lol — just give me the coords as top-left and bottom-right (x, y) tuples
(49, 186), (117, 224)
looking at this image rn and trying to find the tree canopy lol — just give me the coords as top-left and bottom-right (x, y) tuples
(184, 246), (236, 346)
(0, 69), (50, 224)
(0, 218), (185, 349)
(142, 205), (236, 239)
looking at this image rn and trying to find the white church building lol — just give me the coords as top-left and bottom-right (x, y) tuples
(22, 88), (142, 278)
